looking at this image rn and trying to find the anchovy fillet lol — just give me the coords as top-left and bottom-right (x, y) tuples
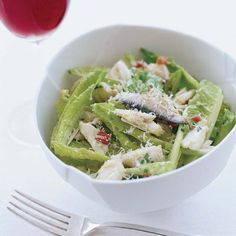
(113, 92), (187, 125)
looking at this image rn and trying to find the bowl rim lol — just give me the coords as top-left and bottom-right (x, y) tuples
(35, 24), (236, 185)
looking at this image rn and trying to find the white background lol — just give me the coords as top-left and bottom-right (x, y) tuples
(1, 0), (236, 235)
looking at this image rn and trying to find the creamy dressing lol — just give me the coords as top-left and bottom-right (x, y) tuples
(182, 125), (209, 150)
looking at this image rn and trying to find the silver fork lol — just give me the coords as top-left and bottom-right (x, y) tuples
(7, 190), (192, 236)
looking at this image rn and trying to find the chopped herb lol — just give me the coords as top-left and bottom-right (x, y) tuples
(144, 153), (150, 162)
(139, 153), (153, 165)
(171, 126), (178, 134)
(140, 107), (152, 113)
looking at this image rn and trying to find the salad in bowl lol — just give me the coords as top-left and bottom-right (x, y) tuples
(50, 48), (236, 181)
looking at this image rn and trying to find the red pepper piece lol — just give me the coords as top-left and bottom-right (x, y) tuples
(95, 137), (109, 145)
(97, 130), (111, 139)
(134, 61), (145, 68)
(192, 116), (202, 123)
(96, 130), (111, 145)
(156, 56), (168, 65)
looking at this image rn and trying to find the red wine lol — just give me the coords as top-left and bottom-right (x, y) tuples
(0, 0), (67, 37)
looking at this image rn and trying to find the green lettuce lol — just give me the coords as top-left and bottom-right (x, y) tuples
(125, 161), (174, 177)
(51, 71), (105, 147)
(123, 53), (136, 68)
(184, 80), (223, 138)
(140, 48), (158, 63)
(166, 69), (199, 94)
(211, 106), (236, 145)
(124, 69), (163, 93)
(56, 89), (70, 118)
(53, 144), (108, 173)
(140, 48), (199, 93)
(168, 125), (189, 169)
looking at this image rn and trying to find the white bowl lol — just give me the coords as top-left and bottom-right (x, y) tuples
(36, 25), (236, 213)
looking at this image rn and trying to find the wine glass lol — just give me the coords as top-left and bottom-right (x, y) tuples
(0, 0), (69, 147)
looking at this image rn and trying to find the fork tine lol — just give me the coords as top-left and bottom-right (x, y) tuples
(12, 194), (69, 224)
(7, 205), (66, 236)
(15, 190), (71, 218)
(9, 201), (67, 231)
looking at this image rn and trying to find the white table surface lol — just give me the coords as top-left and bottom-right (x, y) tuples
(1, 0), (236, 235)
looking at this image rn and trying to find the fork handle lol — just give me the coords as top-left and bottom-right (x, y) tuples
(96, 222), (192, 236)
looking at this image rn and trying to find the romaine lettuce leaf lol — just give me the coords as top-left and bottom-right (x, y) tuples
(177, 154), (199, 168)
(166, 69), (199, 94)
(56, 89), (70, 118)
(125, 161), (173, 177)
(168, 125), (189, 168)
(51, 71), (105, 147)
(184, 80), (224, 138)
(124, 69), (163, 93)
(140, 48), (158, 63)
(53, 144), (108, 173)
(123, 53), (136, 68)
(166, 58), (181, 73)
(139, 49), (199, 93)
(211, 107), (236, 145)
